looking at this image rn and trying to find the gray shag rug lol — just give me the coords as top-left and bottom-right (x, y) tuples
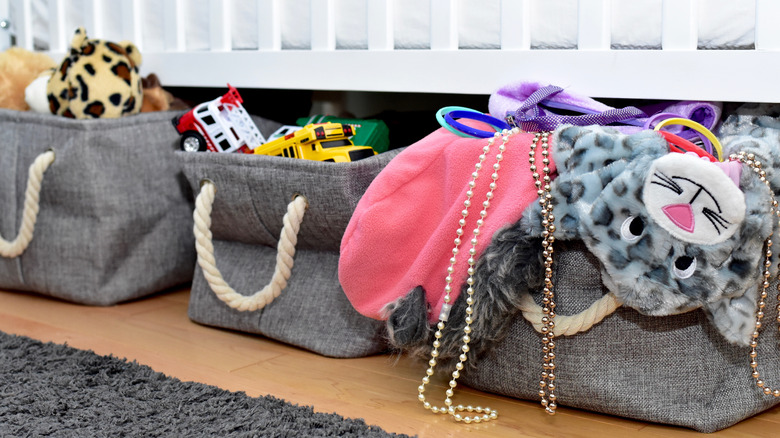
(0, 331), (412, 437)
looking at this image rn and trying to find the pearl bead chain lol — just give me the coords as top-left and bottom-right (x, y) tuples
(417, 127), (519, 424)
(731, 151), (780, 398)
(529, 132), (559, 415)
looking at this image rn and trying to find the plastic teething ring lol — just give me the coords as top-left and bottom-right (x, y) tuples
(436, 106), (479, 138)
(443, 110), (510, 138)
(644, 112), (714, 156)
(436, 106), (508, 138)
(659, 131), (718, 162)
(654, 117), (723, 161)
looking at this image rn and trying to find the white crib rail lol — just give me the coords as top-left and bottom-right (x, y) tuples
(2, 0), (780, 102)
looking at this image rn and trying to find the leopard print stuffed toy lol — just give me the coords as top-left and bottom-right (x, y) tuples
(388, 123), (779, 364)
(45, 27), (143, 119)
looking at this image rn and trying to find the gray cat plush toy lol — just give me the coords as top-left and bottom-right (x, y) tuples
(388, 123), (779, 363)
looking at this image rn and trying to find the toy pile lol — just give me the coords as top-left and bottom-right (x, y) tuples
(1, 27), (385, 164)
(297, 115), (391, 153)
(171, 86), (384, 163)
(0, 27), (184, 118)
(337, 81), (780, 430)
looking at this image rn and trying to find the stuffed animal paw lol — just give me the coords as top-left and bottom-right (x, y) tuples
(0, 47), (57, 111)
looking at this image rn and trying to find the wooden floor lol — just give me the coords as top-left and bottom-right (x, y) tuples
(1, 287), (779, 437)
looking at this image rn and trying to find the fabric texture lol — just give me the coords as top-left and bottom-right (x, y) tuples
(0, 330), (408, 437)
(0, 109), (195, 305)
(457, 240), (780, 433)
(180, 147), (396, 358)
(339, 126), (556, 325)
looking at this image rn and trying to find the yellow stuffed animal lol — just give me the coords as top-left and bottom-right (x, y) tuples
(0, 47), (57, 111)
(45, 27), (143, 119)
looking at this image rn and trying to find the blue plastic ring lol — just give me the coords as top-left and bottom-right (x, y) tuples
(444, 110), (511, 138)
(436, 106), (481, 138)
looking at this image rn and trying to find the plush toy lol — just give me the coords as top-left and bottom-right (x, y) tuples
(0, 47), (57, 111)
(140, 73), (189, 113)
(141, 73), (172, 113)
(40, 27), (143, 119)
(387, 124), (779, 364)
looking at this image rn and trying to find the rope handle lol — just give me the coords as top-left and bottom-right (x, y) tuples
(193, 179), (308, 311)
(519, 291), (621, 336)
(0, 149), (55, 258)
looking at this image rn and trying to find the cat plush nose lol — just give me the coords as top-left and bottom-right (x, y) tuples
(662, 204), (695, 232)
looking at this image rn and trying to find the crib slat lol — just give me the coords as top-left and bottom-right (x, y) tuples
(500, 0), (530, 50)
(164, 0), (186, 52)
(755, 0), (780, 50)
(121, 0), (143, 52)
(431, 0), (457, 50)
(46, 0), (65, 52)
(257, 0), (281, 50)
(311, 0), (335, 51)
(210, 0), (231, 51)
(11, 0), (32, 49)
(367, 0), (393, 50)
(577, 0), (610, 50)
(661, 0), (698, 50)
(0, 0), (9, 51)
(84, 0), (104, 38)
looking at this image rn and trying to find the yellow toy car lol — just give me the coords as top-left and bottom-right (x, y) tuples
(254, 122), (376, 162)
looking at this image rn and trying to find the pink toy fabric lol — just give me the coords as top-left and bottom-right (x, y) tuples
(339, 123), (556, 323)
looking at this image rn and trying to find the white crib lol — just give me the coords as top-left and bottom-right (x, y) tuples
(2, 0), (780, 105)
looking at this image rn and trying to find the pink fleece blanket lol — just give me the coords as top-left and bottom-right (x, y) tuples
(339, 124), (556, 323)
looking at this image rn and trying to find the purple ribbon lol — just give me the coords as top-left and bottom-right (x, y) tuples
(508, 85), (647, 132)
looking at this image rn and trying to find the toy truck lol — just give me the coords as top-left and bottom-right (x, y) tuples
(172, 85), (266, 153)
(296, 115), (391, 153)
(254, 122), (376, 162)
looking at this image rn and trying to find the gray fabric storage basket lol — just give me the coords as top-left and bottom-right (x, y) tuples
(179, 147), (400, 358)
(0, 109), (195, 305)
(458, 240), (780, 433)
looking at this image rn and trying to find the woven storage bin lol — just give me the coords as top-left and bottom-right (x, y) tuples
(0, 109), (195, 305)
(457, 240), (780, 433)
(179, 146), (400, 358)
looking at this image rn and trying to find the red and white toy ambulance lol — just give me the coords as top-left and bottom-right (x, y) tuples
(172, 85), (266, 153)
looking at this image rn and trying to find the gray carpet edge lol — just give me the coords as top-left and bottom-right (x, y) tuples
(0, 330), (415, 438)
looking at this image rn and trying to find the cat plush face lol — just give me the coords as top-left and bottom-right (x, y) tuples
(548, 126), (774, 345)
(643, 154), (745, 245)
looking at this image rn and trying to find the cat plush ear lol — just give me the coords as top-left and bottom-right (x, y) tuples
(720, 106), (780, 276)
